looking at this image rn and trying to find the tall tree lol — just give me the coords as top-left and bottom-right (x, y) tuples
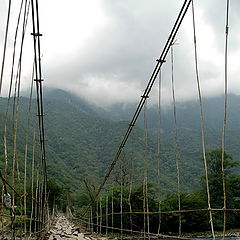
(202, 149), (238, 208)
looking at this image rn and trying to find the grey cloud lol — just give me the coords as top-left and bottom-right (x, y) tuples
(44, 0), (240, 106)
(0, 1), (8, 41)
(200, 0), (240, 51)
(46, 1), (184, 103)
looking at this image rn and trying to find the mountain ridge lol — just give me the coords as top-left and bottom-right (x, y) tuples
(1, 89), (239, 196)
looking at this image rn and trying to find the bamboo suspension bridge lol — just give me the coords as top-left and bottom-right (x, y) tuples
(0, 0), (238, 239)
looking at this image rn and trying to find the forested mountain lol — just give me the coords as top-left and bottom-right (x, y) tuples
(90, 92), (240, 167)
(0, 89), (240, 197)
(43, 89), (199, 193)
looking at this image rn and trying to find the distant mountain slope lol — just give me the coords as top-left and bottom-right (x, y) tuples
(38, 90), (240, 191)
(1, 89), (239, 196)
(86, 93), (240, 161)
(43, 90), (194, 192)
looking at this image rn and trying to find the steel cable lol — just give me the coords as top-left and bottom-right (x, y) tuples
(0, 0), (12, 94)
(221, 0), (230, 238)
(157, 70), (162, 234)
(170, 45), (182, 236)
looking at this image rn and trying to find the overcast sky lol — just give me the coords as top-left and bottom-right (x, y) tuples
(0, 0), (240, 106)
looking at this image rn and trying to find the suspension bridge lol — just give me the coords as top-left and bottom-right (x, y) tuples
(0, 0), (238, 239)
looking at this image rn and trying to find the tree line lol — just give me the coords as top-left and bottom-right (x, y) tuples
(68, 149), (240, 234)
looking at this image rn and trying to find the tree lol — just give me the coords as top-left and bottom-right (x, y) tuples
(160, 192), (208, 233)
(201, 149), (240, 229)
(201, 149), (238, 208)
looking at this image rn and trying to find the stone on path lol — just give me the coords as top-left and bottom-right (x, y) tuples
(47, 214), (86, 240)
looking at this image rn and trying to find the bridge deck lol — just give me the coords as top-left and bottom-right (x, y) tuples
(46, 214), (104, 240)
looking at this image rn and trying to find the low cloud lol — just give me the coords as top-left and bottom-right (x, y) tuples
(1, 0), (240, 106)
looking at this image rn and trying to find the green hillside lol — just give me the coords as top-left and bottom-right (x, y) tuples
(43, 90), (200, 193)
(0, 91), (183, 197)
(1, 90), (240, 198)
